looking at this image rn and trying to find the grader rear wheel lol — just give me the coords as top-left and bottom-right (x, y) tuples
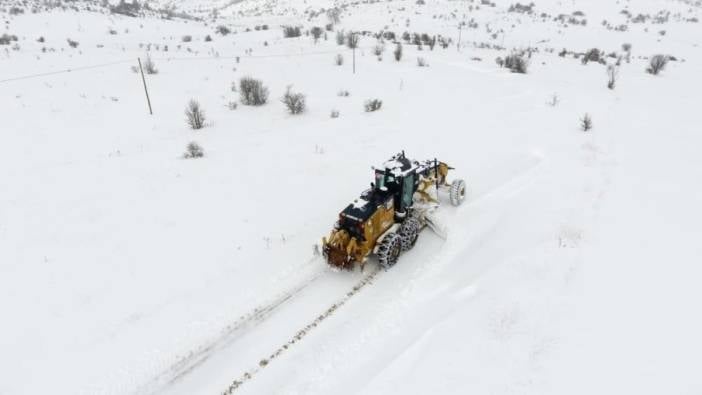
(399, 217), (420, 251)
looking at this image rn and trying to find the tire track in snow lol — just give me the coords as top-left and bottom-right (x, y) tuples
(139, 258), (327, 395)
(221, 265), (382, 394)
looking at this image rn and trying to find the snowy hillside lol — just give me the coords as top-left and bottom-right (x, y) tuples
(2, 0), (701, 394)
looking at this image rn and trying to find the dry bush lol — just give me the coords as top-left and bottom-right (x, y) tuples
(183, 142), (204, 159)
(143, 54), (157, 74)
(346, 32), (359, 49)
(581, 113), (593, 131)
(281, 87), (306, 115)
(417, 57), (428, 67)
(335, 30), (345, 45)
(334, 54), (344, 65)
(239, 77), (269, 105)
(311, 26), (323, 42)
(283, 26), (302, 38)
(607, 64), (618, 89)
(185, 100), (206, 129)
(394, 43), (403, 61)
(365, 99), (383, 112)
(504, 53), (528, 73)
(646, 54), (668, 75)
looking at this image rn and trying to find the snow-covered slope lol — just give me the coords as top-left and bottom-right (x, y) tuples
(1, 0), (701, 394)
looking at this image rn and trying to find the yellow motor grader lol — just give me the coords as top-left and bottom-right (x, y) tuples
(322, 152), (466, 270)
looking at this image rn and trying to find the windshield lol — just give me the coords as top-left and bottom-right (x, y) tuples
(375, 171), (385, 190)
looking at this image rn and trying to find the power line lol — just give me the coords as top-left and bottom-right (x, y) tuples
(0, 59), (133, 84)
(0, 46), (373, 84)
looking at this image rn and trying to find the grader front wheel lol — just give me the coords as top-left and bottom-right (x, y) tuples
(450, 179), (467, 206)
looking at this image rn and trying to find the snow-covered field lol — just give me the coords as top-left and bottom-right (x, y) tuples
(2, 0), (702, 394)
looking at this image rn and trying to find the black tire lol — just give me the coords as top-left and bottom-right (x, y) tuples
(377, 233), (402, 268)
(449, 179), (467, 206)
(399, 217), (420, 251)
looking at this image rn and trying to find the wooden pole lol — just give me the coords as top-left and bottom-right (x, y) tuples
(352, 34), (356, 74)
(137, 57), (153, 115)
(457, 24), (462, 52)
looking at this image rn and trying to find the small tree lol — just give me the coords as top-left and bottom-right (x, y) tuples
(646, 54), (668, 75)
(281, 86), (306, 115)
(311, 27), (323, 43)
(394, 42), (403, 61)
(607, 64), (618, 89)
(184, 142), (204, 159)
(580, 113), (593, 131)
(334, 54), (344, 66)
(239, 77), (269, 105)
(185, 100), (206, 129)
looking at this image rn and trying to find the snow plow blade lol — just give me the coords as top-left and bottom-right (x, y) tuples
(424, 212), (448, 240)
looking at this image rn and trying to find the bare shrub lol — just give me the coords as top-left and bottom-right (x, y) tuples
(0, 34), (18, 45)
(227, 101), (238, 110)
(183, 142), (204, 159)
(330, 109), (340, 118)
(646, 54), (668, 75)
(581, 48), (601, 64)
(607, 64), (618, 89)
(346, 32), (359, 49)
(182, 35), (192, 42)
(185, 100), (206, 129)
(143, 54), (157, 74)
(281, 86), (306, 115)
(372, 43), (385, 56)
(417, 57), (428, 67)
(216, 25), (231, 35)
(364, 99), (383, 112)
(337, 90), (350, 97)
(67, 39), (79, 48)
(335, 31), (345, 45)
(495, 56), (504, 67)
(311, 27), (323, 42)
(580, 113), (593, 131)
(394, 43), (403, 61)
(334, 54), (344, 65)
(283, 26), (302, 38)
(239, 77), (269, 106)
(504, 53), (528, 73)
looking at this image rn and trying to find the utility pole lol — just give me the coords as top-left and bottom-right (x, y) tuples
(137, 57), (153, 115)
(457, 23), (462, 52)
(352, 32), (357, 74)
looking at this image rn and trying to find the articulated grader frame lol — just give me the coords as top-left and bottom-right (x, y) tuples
(322, 152), (467, 270)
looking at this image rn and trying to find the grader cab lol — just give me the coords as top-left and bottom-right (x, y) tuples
(322, 152), (466, 270)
